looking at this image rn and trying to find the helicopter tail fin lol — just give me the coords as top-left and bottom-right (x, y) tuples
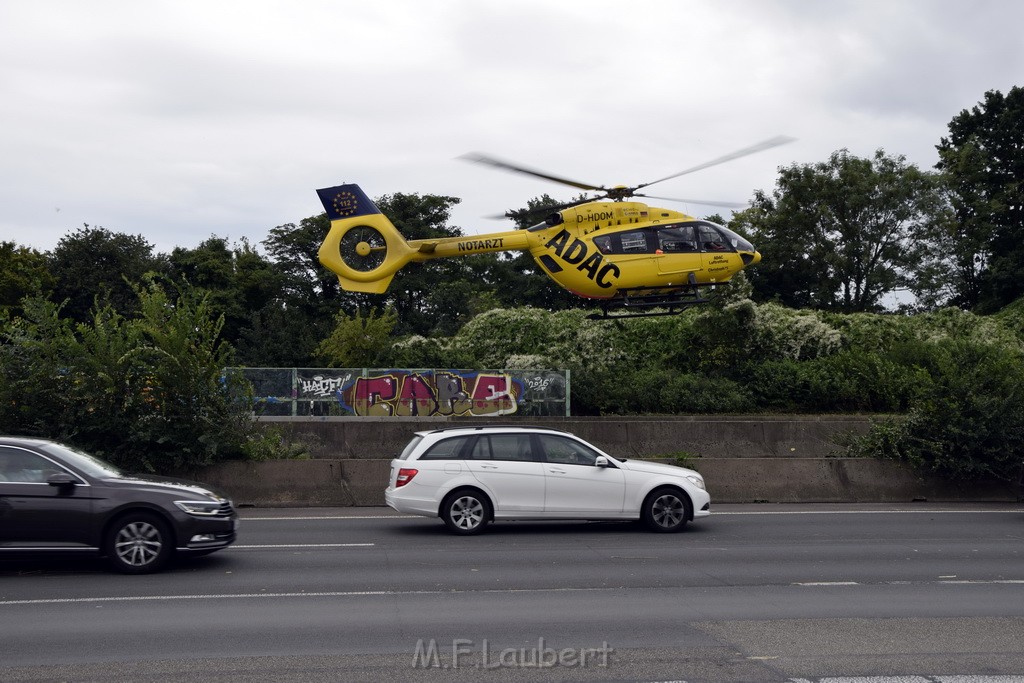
(316, 184), (416, 294)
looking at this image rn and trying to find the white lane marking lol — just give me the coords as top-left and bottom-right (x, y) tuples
(5, 580), (1024, 608)
(0, 587), (606, 607)
(715, 509), (1023, 515)
(240, 515), (417, 521)
(795, 581), (860, 586)
(239, 509), (1023, 521)
(938, 579), (1024, 585)
(229, 543), (374, 549)
(787, 678), (1024, 682)
(794, 579), (1024, 587)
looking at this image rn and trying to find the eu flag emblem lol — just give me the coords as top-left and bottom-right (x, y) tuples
(316, 184), (380, 220)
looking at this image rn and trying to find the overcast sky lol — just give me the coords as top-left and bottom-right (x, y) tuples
(1, 0), (1021, 255)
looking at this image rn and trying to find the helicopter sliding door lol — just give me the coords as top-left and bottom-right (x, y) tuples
(654, 224), (703, 280)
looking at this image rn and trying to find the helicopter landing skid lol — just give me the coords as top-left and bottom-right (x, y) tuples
(588, 279), (711, 320)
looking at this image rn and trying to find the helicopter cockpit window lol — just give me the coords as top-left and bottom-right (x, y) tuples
(620, 231), (648, 253)
(697, 224), (729, 252)
(712, 223), (756, 252)
(657, 226), (698, 253)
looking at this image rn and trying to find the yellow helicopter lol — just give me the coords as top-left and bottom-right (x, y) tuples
(316, 136), (793, 318)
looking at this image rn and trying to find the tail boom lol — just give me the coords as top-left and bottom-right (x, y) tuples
(317, 183), (530, 294)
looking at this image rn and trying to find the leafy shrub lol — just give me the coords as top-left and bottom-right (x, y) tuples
(753, 350), (931, 413)
(850, 339), (1024, 483)
(0, 285), (267, 474)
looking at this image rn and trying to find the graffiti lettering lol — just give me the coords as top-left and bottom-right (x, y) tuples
(242, 368), (569, 418)
(300, 374), (353, 397)
(341, 372), (521, 417)
(470, 374), (515, 417)
(525, 377), (552, 391)
(351, 375), (398, 416)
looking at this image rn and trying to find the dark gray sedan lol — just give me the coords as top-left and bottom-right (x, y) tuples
(0, 436), (237, 573)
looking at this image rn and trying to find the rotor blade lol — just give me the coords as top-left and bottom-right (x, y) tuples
(639, 135), (796, 189)
(490, 196), (597, 221)
(635, 193), (750, 209)
(460, 152), (604, 192)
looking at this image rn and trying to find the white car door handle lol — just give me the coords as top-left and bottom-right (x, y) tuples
(548, 467), (566, 474)
(480, 464), (499, 469)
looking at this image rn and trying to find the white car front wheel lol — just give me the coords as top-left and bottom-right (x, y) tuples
(642, 487), (690, 533)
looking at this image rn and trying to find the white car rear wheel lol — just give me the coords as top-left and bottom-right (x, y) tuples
(441, 490), (491, 535)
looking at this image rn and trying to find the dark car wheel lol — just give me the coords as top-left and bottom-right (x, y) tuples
(641, 487), (690, 533)
(441, 490), (491, 535)
(104, 513), (174, 574)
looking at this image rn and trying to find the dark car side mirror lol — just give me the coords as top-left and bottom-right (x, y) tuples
(47, 472), (79, 489)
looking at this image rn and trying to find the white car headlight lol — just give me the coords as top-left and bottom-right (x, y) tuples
(685, 474), (706, 491)
(175, 500), (223, 516)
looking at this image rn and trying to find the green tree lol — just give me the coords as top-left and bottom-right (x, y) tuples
(263, 214), (349, 316)
(735, 149), (945, 312)
(259, 215), (348, 364)
(936, 86), (1024, 312)
(373, 192), (474, 335)
(47, 225), (166, 322)
(316, 307), (398, 367)
(167, 236), (282, 345)
(0, 285), (256, 474)
(0, 241), (54, 318)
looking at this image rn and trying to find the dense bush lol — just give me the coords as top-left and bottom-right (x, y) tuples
(0, 285), (269, 474)
(850, 339), (1024, 484)
(748, 351), (930, 413)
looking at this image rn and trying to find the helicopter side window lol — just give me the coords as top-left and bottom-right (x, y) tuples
(619, 231), (648, 253)
(658, 226), (698, 253)
(593, 235), (613, 254)
(698, 224), (729, 252)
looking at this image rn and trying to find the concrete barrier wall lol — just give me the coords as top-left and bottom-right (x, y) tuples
(192, 416), (1020, 506)
(259, 415), (873, 460)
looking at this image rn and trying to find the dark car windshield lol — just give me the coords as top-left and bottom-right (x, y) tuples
(40, 442), (124, 478)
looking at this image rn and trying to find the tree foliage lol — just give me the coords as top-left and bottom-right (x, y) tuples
(0, 241), (54, 318)
(47, 225), (166, 322)
(316, 307), (398, 368)
(0, 284), (260, 473)
(166, 236), (282, 346)
(850, 339), (1024, 484)
(735, 149), (945, 312)
(936, 86), (1024, 312)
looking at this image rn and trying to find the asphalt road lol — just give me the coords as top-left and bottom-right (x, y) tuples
(1, 503), (1022, 683)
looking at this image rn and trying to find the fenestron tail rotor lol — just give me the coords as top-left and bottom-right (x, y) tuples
(338, 225), (388, 272)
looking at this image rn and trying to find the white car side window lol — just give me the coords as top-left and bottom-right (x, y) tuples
(539, 435), (599, 466)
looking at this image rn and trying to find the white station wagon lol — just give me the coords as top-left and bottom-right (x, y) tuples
(384, 426), (710, 535)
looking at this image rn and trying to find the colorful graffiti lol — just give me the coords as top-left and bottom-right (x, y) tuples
(239, 368), (569, 417)
(339, 371), (519, 417)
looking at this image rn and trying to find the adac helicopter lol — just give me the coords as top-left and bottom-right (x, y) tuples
(315, 136), (793, 318)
